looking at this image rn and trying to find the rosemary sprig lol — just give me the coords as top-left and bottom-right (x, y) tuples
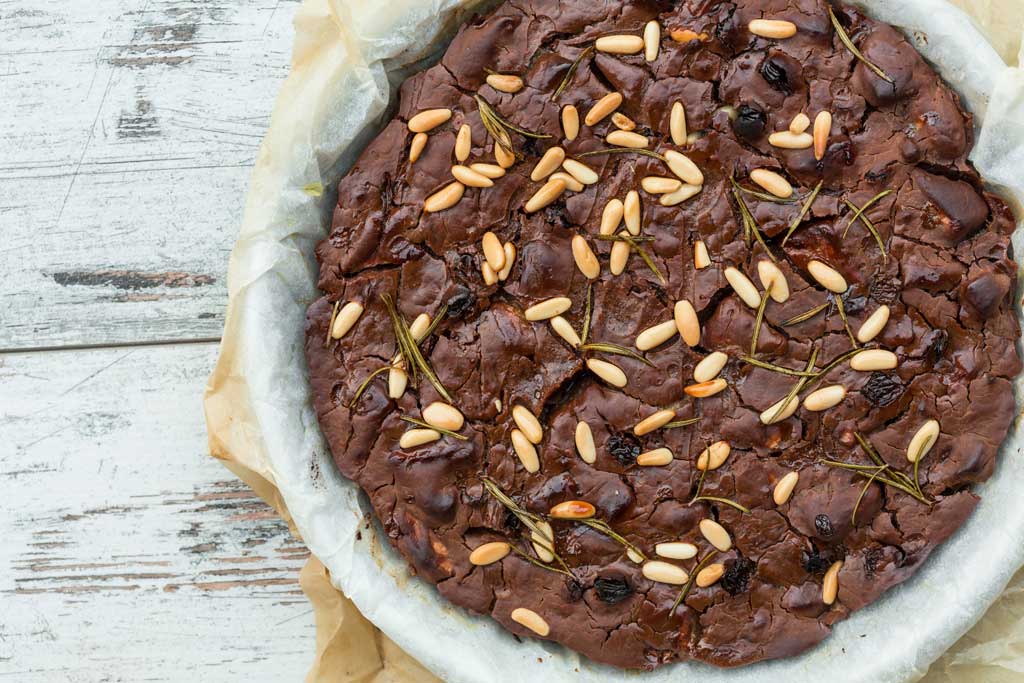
(481, 477), (572, 571)
(579, 342), (655, 367)
(664, 417), (701, 429)
(552, 45), (594, 100)
(578, 147), (668, 162)
(834, 295), (859, 348)
(842, 197), (890, 263)
(508, 544), (574, 578)
(767, 346), (818, 423)
(400, 415), (469, 441)
(781, 300), (829, 327)
(857, 431), (924, 499)
(579, 519), (647, 561)
(829, 7), (894, 84)
(478, 101), (514, 154)
(691, 496), (751, 514)
(808, 347), (864, 384)
(781, 180), (823, 246)
(730, 179), (776, 261)
(750, 284), (773, 356)
(349, 366), (389, 408)
(823, 460), (930, 504)
(621, 234), (666, 285)
(324, 300), (341, 347)
(842, 190), (893, 237)
(580, 282), (593, 345)
(382, 294), (452, 402)
(740, 356), (817, 377)
(672, 550), (719, 611)
(474, 94), (551, 140)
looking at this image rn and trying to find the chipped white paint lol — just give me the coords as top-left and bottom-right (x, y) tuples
(0, 1), (313, 680)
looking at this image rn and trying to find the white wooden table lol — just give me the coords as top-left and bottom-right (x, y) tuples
(0, 2), (314, 679)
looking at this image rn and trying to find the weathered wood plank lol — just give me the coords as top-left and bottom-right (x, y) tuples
(0, 0), (301, 350)
(0, 343), (313, 680)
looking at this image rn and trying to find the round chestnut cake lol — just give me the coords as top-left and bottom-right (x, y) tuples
(304, 0), (1020, 669)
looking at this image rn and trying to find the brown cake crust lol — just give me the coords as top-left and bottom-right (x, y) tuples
(304, 0), (1020, 669)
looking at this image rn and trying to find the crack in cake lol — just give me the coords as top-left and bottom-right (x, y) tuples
(304, 0), (1021, 669)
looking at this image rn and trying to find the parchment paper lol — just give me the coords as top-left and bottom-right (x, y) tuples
(204, 1), (1024, 681)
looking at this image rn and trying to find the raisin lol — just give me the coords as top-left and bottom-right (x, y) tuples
(803, 549), (832, 575)
(564, 577), (584, 602)
(446, 287), (475, 319)
(543, 202), (571, 229)
(503, 508), (521, 533)
(870, 277), (900, 305)
(595, 577), (632, 604)
(606, 433), (641, 466)
(824, 140), (856, 167)
(814, 514), (835, 539)
(720, 557), (755, 595)
(843, 293), (868, 316)
(925, 329), (949, 363)
(733, 104), (767, 140)
(760, 57), (790, 93)
(863, 372), (904, 406)
(863, 546), (883, 577)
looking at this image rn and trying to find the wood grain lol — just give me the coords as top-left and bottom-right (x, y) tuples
(1, 343), (313, 680)
(0, 0), (301, 350)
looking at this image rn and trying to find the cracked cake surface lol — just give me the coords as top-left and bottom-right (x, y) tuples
(304, 0), (1021, 670)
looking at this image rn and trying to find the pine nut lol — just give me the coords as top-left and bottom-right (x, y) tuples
(696, 563), (725, 588)
(757, 260), (790, 303)
(469, 541), (510, 565)
(612, 112), (636, 131)
(562, 104), (580, 141)
(856, 305), (890, 343)
(480, 232), (505, 273)
(822, 561), (842, 605)
(498, 242), (516, 281)
(807, 260), (847, 293)
(550, 171), (584, 192)
(562, 158), (599, 185)
(769, 131), (814, 149)
(633, 408), (676, 436)
(453, 165), (493, 188)
(455, 124), (472, 162)
(814, 111), (832, 160)
(697, 440), (731, 471)
(660, 183), (702, 206)
(524, 177), (567, 213)
(422, 402), (464, 431)
(655, 542), (697, 560)
(907, 419), (940, 463)
(549, 500), (596, 519)
(670, 101), (687, 145)
(424, 182), (465, 212)
(587, 358), (627, 388)
(393, 313), (431, 363)
(624, 191), (641, 235)
(724, 267), (761, 308)
(531, 520), (555, 561)
(331, 301), (364, 339)
(664, 150), (704, 185)
(408, 108), (452, 133)
(750, 169), (793, 198)
(524, 296), (572, 321)
(607, 130), (649, 148)
(495, 141), (515, 168)
(510, 607), (550, 636)
(572, 235), (600, 279)
(803, 385), (846, 411)
(486, 73), (524, 93)
(610, 233), (631, 275)
(399, 428), (441, 449)
(674, 299), (700, 346)
(748, 19), (798, 39)
(482, 261), (498, 286)
(694, 351), (728, 383)
(469, 163), (505, 179)
(850, 349), (898, 371)
(635, 317), (678, 350)
(550, 316), (581, 347)
(685, 378), (727, 398)
(699, 519), (732, 552)
(694, 240), (711, 269)
(626, 548), (644, 563)
(596, 34), (645, 55)
(642, 560), (688, 585)
(531, 146), (566, 182)
(789, 113), (811, 135)
(585, 92), (623, 126)
(671, 29), (710, 43)
(760, 394), (799, 424)
(641, 176), (683, 194)
(388, 366), (408, 398)
(512, 404), (543, 444)
(600, 198), (625, 235)
(409, 132), (428, 163)
(643, 20), (661, 61)
(511, 429), (540, 473)
(575, 421), (596, 464)
(773, 471), (799, 505)
(637, 447), (673, 466)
